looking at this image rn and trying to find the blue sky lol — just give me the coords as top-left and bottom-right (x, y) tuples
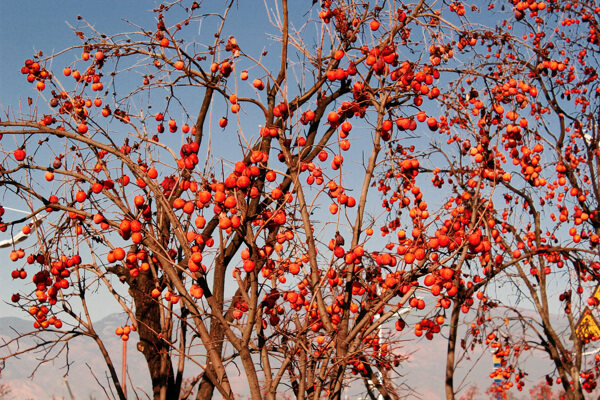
(0, 1), (158, 104)
(0, 3), (589, 399)
(0, 1), (570, 324)
(0, 1), (166, 319)
(0, 1), (320, 319)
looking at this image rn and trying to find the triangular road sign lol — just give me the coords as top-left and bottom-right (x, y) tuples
(575, 307), (600, 342)
(593, 284), (600, 302)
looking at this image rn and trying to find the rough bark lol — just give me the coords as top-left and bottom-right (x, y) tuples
(131, 272), (177, 400)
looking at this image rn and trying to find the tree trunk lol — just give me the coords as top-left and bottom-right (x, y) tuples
(196, 254), (228, 400)
(131, 272), (177, 400)
(445, 302), (460, 400)
(195, 325), (225, 400)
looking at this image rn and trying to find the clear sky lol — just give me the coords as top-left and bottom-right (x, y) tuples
(0, 0), (567, 322)
(0, 1), (159, 103)
(0, 0), (319, 320)
(0, 3), (586, 400)
(0, 1), (166, 319)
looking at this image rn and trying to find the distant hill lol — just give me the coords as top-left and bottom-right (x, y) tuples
(0, 313), (151, 400)
(0, 310), (592, 399)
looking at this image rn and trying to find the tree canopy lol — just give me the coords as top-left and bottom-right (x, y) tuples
(1, 0), (599, 399)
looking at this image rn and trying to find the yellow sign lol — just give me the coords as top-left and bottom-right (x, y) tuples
(593, 284), (600, 302)
(576, 308), (600, 341)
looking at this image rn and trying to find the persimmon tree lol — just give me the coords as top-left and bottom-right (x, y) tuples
(1, 0), (599, 400)
(412, 0), (600, 398)
(0, 1), (467, 399)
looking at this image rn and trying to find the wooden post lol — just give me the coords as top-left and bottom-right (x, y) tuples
(123, 339), (128, 399)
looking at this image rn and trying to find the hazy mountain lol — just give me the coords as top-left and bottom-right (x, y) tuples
(1, 313), (151, 400)
(0, 310), (592, 399)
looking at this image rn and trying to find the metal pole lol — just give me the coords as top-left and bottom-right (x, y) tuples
(582, 346), (600, 356)
(1, 207), (30, 214)
(63, 378), (75, 400)
(0, 213), (45, 248)
(122, 339), (128, 399)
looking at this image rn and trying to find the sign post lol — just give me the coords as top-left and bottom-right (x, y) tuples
(492, 353), (503, 400)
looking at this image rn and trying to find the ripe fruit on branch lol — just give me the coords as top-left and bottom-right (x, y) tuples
(253, 79), (264, 90)
(219, 216), (232, 229)
(75, 191), (87, 203)
(328, 111), (340, 123)
(341, 121), (352, 133)
(426, 117), (438, 131)
(14, 148), (26, 161)
(113, 247), (125, 261)
(243, 259), (255, 272)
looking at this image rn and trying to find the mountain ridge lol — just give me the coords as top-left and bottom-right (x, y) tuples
(0, 310), (584, 399)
